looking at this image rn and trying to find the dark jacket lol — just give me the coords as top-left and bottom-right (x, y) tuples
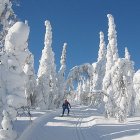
(62, 101), (71, 108)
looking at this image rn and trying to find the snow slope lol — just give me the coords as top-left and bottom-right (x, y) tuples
(16, 106), (140, 140)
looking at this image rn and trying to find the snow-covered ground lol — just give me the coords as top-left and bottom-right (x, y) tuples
(13, 106), (140, 140)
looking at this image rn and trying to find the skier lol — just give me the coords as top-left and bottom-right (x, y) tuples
(61, 99), (71, 117)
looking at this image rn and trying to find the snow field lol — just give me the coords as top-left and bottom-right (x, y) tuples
(14, 106), (140, 140)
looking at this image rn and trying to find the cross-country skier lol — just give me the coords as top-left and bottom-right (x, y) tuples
(61, 99), (71, 117)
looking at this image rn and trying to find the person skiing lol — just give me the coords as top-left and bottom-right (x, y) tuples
(61, 99), (71, 117)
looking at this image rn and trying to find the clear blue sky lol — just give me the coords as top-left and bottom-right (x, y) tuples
(13, 0), (140, 74)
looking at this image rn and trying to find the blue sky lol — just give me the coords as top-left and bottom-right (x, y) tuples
(13, 0), (140, 74)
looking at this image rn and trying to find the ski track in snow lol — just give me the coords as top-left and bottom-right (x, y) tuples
(74, 107), (86, 140)
(16, 106), (140, 140)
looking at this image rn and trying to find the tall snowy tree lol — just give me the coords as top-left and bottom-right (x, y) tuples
(102, 45), (114, 118)
(0, 21), (31, 137)
(111, 56), (135, 122)
(92, 31), (106, 91)
(37, 20), (57, 109)
(57, 43), (67, 107)
(124, 48), (136, 116)
(103, 46), (136, 121)
(23, 53), (36, 107)
(4, 21), (31, 119)
(103, 14), (119, 119)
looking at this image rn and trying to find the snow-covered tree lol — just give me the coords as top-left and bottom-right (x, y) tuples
(56, 43), (67, 107)
(23, 53), (36, 107)
(37, 20), (57, 109)
(92, 31), (106, 91)
(103, 48), (135, 121)
(102, 15), (136, 121)
(124, 48), (136, 116)
(103, 14), (119, 119)
(1, 22), (29, 140)
(66, 63), (93, 105)
(66, 63), (93, 93)
(4, 21), (31, 117)
(112, 56), (135, 122)
(102, 42), (113, 109)
(0, 0), (17, 48)
(102, 45), (114, 118)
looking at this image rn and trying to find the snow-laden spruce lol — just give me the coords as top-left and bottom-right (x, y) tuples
(5, 21), (30, 109)
(103, 14), (118, 119)
(102, 15), (136, 121)
(0, 21), (33, 135)
(36, 20), (57, 109)
(23, 53), (36, 107)
(57, 43), (67, 107)
(109, 57), (135, 122)
(103, 46), (114, 118)
(92, 31), (106, 91)
(102, 15), (117, 104)
(124, 48), (136, 117)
